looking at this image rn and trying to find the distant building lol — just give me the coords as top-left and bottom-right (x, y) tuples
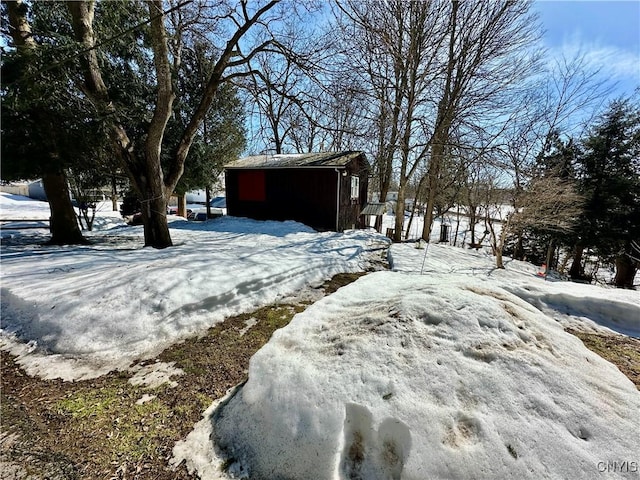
(224, 151), (369, 232)
(0, 180), (46, 200)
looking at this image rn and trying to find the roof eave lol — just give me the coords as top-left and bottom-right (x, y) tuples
(225, 165), (349, 170)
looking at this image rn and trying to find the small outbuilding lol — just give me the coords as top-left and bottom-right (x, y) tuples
(224, 151), (369, 232)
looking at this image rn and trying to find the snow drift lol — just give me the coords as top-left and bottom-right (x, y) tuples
(0, 197), (389, 380)
(175, 272), (640, 479)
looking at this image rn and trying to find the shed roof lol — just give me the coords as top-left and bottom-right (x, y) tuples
(225, 151), (365, 169)
(360, 203), (386, 216)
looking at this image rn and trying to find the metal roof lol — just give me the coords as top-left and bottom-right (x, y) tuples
(360, 203), (386, 216)
(225, 151), (365, 169)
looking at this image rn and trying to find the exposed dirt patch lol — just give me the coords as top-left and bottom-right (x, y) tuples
(566, 328), (640, 389)
(1, 273), (364, 480)
(5, 269), (636, 480)
(319, 272), (368, 295)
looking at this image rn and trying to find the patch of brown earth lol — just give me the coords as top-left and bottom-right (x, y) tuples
(1, 273), (364, 480)
(566, 327), (640, 389)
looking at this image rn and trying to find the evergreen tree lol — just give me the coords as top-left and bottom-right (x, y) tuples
(535, 130), (578, 180)
(172, 47), (246, 196)
(534, 133), (582, 269)
(1, 1), (104, 245)
(570, 99), (640, 287)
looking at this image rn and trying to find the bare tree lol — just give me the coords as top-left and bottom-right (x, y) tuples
(482, 172), (511, 269)
(245, 49), (302, 154)
(421, 0), (540, 242)
(330, 1), (403, 209)
(332, 1), (539, 242)
(334, 1), (448, 241)
(511, 175), (584, 271)
(68, 0), (281, 248)
(458, 158), (491, 248)
(283, 76), (366, 154)
(494, 52), (613, 258)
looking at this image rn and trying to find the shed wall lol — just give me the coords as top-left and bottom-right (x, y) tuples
(337, 156), (369, 230)
(226, 168), (338, 231)
(225, 153), (369, 232)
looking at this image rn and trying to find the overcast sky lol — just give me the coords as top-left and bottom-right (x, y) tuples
(534, 0), (640, 99)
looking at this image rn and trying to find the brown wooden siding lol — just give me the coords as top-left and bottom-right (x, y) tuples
(225, 153), (369, 232)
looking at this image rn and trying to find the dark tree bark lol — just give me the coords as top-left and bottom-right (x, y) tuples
(422, 0), (459, 241)
(69, 0), (278, 248)
(42, 172), (89, 245)
(545, 240), (555, 273)
(177, 194), (187, 218)
(569, 243), (586, 280)
(422, 1), (537, 241)
(614, 254), (637, 289)
(68, 1), (175, 248)
(139, 0), (175, 248)
(110, 175), (118, 211)
(513, 235), (525, 261)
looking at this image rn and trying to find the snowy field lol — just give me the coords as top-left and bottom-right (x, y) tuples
(174, 244), (640, 480)
(2, 193), (639, 479)
(0, 193), (389, 379)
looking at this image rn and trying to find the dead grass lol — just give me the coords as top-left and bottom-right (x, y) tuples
(0, 273), (363, 480)
(566, 328), (640, 389)
(3, 272), (637, 479)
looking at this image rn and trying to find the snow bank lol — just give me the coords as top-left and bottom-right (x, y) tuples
(0, 192), (51, 218)
(176, 272), (640, 479)
(505, 285), (640, 338)
(1, 195), (389, 380)
(390, 243), (640, 338)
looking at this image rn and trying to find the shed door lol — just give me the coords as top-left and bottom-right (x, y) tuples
(238, 170), (266, 201)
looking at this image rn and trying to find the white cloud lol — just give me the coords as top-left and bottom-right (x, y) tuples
(547, 32), (640, 87)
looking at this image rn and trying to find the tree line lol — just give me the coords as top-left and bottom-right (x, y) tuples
(1, 0), (638, 287)
(428, 101), (639, 288)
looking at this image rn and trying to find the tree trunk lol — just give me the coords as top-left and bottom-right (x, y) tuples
(545, 240), (555, 275)
(7, 1), (87, 246)
(514, 232), (524, 260)
(453, 205), (460, 246)
(111, 175), (119, 211)
(70, 0), (278, 248)
(404, 203), (416, 240)
(374, 173), (390, 233)
(177, 194), (187, 218)
(495, 248), (504, 269)
(486, 214), (505, 269)
(393, 187), (406, 242)
(140, 194), (172, 248)
(205, 186), (211, 218)
(69, 1), (174, 249)
(614, 254), (637, 289)
(469, 208), (477, 246)
(375, 156), (393, 234)
(42, 171), (88, 245)
(496, 215), (511, 269)
(406, 176), (426, 240)
(569, 243), (585, 280)
(422, 128), (451, 241)
(421, 1), (459, 242)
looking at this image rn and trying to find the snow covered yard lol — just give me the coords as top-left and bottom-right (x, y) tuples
(0, 193), (389, 380)
(174, 244), (640, 480)
(1, 193), (639, 479)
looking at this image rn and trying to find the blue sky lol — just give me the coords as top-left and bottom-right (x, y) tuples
(534, 1), (640, 98)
